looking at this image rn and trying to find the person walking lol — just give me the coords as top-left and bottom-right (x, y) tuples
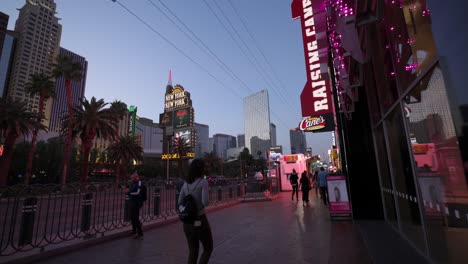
(312, 170), (320, 198)
(178, 159), (213, 264)
(300, 170), (311, 207)
(290, 169), (299, 201)
(125, 172), (144, 239)
(318, 167), (329, 206)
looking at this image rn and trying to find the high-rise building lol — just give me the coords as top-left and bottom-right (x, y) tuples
(270, 123), (277, 146)
(0, 12), (8, 60)
(244, 90), (271, 156)
(48, 47), (87, 133)
(208, 137), (214, 153)
(194, 122), (209, 158)
(7, 0), (62, 117)
(290, 129), (306, 154)
(237, 134), (245, 148)
(212, 133), (236, 160)
(0, 22), (17, 98)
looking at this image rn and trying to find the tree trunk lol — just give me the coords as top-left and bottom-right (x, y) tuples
(178, 158), (182, 178)
(25, 96), (45, 185)
(61, 79), (73, 187)
(0, 131), (19, 185)
(115, 163), (120, 185)
(81, 132), (95, 184)
(121, 163), (127, 184)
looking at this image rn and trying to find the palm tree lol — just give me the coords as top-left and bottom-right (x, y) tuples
(62, 97), (115, 184)
(109, 100), (127, 183)
(0, 99), (45, 185)
(52, 54), (82, 186)
(173, 135), (192, 178)
(24, 73), (55, 185)
(107, 135), (143, 183)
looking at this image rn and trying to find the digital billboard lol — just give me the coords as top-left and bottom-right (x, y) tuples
(269, 146), (283, 162)
(175, 128), (195, 147)
(174, 107), (192, 129)
(159, 111), (173, 127)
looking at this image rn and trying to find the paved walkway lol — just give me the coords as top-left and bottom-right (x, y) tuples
(38, 193), (371, 264)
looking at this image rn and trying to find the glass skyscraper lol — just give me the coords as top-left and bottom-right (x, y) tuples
(244, 90), (271, 157)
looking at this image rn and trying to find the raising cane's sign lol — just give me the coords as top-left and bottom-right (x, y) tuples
(292, 0), (334, 132)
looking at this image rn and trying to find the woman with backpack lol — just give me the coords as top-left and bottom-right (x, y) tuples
(178, 159), (213, 264)
(300, 170), (311, 207)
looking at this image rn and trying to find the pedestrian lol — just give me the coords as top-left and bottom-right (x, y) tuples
(300, 170), (311, 207)
(289, 169), (299, 201)
(178, 159), (213, 264)
(125, 172), (144, 239)
(317, 167), (329, 206)
(312, 170), (320, 198)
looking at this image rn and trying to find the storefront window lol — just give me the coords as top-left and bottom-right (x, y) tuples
(404, 65), (468, 262)
(385, 0), (438, 93)
(375, 124), (398, 225)
(385, 106), (427, 253)
(369, 23), (399, 112)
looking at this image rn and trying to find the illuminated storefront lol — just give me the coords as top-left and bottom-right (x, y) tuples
(292, 0), (468, 262)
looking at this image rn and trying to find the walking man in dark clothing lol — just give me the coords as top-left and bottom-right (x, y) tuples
(125, 172), (144, 239)
(290, 169), (299, 201)
(317, 167), (329, 206)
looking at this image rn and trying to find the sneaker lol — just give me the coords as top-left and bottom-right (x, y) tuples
(133, 234), (143, 240)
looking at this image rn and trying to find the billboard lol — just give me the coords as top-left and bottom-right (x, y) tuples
(164, 85), (191, 111)
(128, 105), (137, 137)
(292, 0), (334, 133)
(174, 107), (192, 129)
(269, 146), (283, 162)
(175, 128), (196, 147)
(159, 111), (173, 127)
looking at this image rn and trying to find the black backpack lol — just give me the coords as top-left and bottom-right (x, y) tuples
(178, 180), (201, 224)
(140, 183), (147, 202)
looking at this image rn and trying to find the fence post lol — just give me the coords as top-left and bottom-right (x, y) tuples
(229, 186), (233, 199)
(153, 187), (160, 216)
(124, 194), (130, 221)
(81, 193), (93, 232)
(217, 187), (222, 201)
(19, 197), (38, 246)
(237, 183), (241, 197)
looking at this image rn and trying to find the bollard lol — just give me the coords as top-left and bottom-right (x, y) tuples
(19, 197), (38, 246)
(229, 187), (233, 199)
(153, 188), (161, 216)
(217, 187), (222, 201)
(237, 184), (241, 197)
(80, 193), (93, 232)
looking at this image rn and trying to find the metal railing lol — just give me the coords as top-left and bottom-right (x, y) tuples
(0, 180), (247, 257)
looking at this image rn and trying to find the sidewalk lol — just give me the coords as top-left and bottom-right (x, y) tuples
(37, 193), (371, 264)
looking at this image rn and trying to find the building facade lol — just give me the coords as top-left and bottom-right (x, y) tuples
(48, 47), (87, 133)
(270, 123), (277, 147)
(0, 12), (8, 63)
(212, 133), (236, 160)
(237, 134), (245, 148)
(244, 90), (271, 156)
(292, 0), (468, 262)
(289, 129), (306, 154)
(0, 30), (16, 98)
(7, 0), (62, 116)
(194, 122), (209, 158)
(135, 117), (163, 156)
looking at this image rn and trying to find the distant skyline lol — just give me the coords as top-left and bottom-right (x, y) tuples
(0, 0), (333, 155)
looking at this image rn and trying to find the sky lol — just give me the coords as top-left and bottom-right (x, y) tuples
(1, 0), (333, 157)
